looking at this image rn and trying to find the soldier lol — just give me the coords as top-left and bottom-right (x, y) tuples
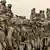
(46, 8), (50, 20)
(0, 0), (7, 14)
(4, 4), (13, 28)
(30, 8), (36, 21)
(0, 18), (7, 50)
(6, 4), (13, 18)
(7, 17), (21, 50)
(46, 8), (49, 18)
(39, 10), (45, 21)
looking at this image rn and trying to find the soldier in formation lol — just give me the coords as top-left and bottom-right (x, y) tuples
(30, 8), (36, 21)
(39, 10), (45, 21)
(0, 0), (50, 50)
(0, 0), (7, 14)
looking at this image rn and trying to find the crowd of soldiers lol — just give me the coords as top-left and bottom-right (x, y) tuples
(0, 0), (50, 50)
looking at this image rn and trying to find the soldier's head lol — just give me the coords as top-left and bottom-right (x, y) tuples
(40, 10), (44, 14)
(47, 8), (50, 11)
(46, 8), (50, 14)
(31, 8), (35, 11)
(8, 4), (12, 9)
(31, 8), (36, 13)
(15, 15), (18, 18)
(1, 0), (6, 5)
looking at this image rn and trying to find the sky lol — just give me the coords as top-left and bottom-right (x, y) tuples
(5, 0), (50, 19)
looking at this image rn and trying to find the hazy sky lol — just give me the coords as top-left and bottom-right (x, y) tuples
(6, 0), (50, 19)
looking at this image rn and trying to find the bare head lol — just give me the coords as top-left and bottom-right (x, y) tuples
(8, 4), (12, 9)
(31, 8), (35, 11)
(1, 0), (6, 5)
(40, 10), (44, 14)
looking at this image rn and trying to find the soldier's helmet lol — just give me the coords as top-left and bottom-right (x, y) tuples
(1, 0), (6, 5)
(8, 4), (12, 9)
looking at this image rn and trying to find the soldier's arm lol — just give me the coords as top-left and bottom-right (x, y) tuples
(7, 26), (14, 38)
(7, 26), (14, 50)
